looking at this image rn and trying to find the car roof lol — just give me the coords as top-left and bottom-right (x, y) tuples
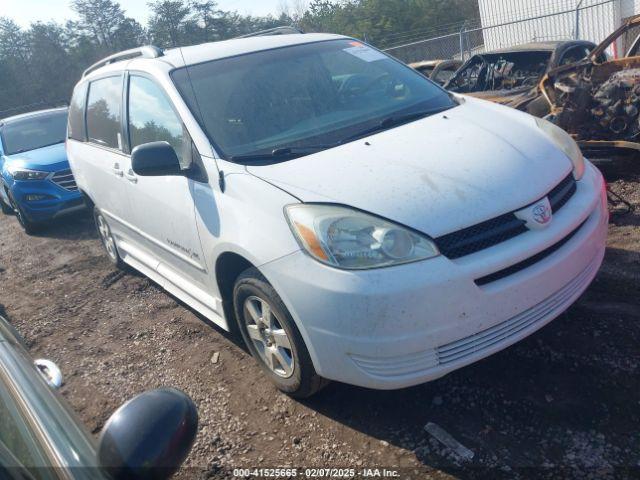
(84, 33), (348, 81)
(164, 33), (346, 65)
(488, 40), (595, 54)
(0, 107), (68, 126)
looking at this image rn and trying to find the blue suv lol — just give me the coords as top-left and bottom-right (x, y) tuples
(0, 108), (84, 233)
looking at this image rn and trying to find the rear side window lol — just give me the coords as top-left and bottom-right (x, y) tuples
(128, 75), (189, 167)
(68, 82), (88, 141)
(86, 76), (122, 150)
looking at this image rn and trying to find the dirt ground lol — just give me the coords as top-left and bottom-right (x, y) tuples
(0, 160), (638, 480)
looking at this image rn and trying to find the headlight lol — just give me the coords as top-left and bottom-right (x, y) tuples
(6, 166), (49, 181)
(535, 117), (584, 180)
(285, 204), (439, 269)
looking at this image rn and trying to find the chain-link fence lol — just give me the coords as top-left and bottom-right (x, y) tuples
(382, 0), (623, 64)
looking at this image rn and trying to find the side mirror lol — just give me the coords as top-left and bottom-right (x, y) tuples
(98, 388), (198, 479)
(131, 142), (182, 177)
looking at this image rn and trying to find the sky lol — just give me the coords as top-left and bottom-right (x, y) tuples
(4, 0), (286, 28)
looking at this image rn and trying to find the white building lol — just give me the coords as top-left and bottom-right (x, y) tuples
(478, 0), (640, 56)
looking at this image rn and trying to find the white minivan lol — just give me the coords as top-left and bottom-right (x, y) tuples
(66, 33), (608, 397)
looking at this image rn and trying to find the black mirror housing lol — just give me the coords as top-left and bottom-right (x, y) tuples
(98, 388), (198, 480)
(131, 141), (183, 177)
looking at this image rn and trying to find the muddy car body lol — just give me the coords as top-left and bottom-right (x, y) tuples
(445, 41), (598, 116)
(408, 59), (462, 85)
(542, 15), (640, 154)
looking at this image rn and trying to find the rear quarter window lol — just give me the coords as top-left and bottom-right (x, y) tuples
(68, 82), (88, 141)
(86, 76), (122, 150)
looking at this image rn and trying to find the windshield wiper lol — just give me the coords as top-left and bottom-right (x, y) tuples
(229, 106), (453, 163)
(339, 106), (452, 145)
(230, 145), (335, 163)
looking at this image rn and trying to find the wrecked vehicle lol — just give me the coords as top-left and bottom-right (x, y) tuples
(408, 59), (463, 85)
(445, 41), (599, 116)
(542, 15), (640, 153)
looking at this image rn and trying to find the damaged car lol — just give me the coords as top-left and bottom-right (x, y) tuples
(408, 59), (462, 85)
(542, 14), (640, 154)
(445, 41), (599, 116)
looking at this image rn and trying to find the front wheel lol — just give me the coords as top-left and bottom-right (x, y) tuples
(0, 193), (12, 215)
(233, 268), (327, 398)
(8, 193), (40, 234)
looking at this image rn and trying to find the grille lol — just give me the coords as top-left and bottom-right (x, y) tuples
(438, 257), (599, 366)
(435, 173), (576, 259)
(548, 174), (577, 212)
(51, 169), (78, 191)
(435, 213), (527, 259)
(475, 219), (586, 286)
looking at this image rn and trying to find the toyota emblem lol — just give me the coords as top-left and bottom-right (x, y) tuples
(532, 204), (552, 224)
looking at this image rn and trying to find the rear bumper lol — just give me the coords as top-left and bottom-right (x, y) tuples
(261, 163), (608, 389)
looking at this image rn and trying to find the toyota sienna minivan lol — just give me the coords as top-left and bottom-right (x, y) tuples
(66, 33), (608, 397)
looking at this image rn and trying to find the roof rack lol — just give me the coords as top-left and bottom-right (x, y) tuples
(237, 26), (304, 38)
(82, 45), (164, 78)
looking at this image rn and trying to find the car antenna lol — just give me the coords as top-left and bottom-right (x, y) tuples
(177, 46), (226, 192)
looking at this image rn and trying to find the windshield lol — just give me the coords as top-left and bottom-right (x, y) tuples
(1, 111), (67, 156)
(172, 39), (455, 161)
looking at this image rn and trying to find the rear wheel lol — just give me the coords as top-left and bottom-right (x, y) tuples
(94, 207), (124, 268)
(233, 268), (327, 398)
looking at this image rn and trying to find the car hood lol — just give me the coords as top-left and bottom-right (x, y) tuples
(247, 97), (573, 238)
(3, 143), (68, 172)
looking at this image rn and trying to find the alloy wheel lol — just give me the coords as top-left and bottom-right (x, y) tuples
(96, 213), (118, 262)
(243, 295), (295, 378)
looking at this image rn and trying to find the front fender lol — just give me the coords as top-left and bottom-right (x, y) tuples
(193, 163), (301, 299)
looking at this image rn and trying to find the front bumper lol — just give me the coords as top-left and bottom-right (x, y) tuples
(7, 179), (84, 222)
(261, 163), (608, 389)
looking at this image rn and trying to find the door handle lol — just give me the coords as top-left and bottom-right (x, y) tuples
(113, 163), (123, 177)
(124, 169), (138, 184)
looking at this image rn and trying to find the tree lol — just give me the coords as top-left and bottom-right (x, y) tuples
(0, 18), (30, 69)
(148, 0), (195, 47)
(113, 18), (148, 51)
(71, 0), (127, 51)
(28, 22), (77, 103)
(0, 0), (481, 113)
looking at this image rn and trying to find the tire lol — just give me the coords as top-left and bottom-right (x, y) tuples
(7, 193), (40, 235)
(233, 268), (327, 398)
(0, 194), (12, 215)
(94, 206), (125, 269)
